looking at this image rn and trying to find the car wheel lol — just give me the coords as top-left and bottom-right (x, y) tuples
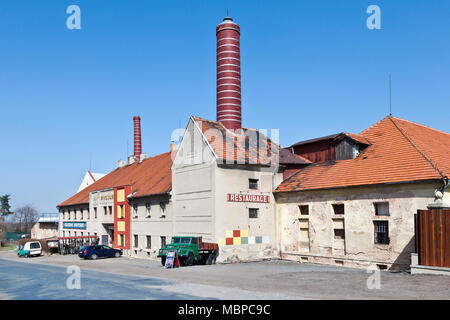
(25, 253), (29, 258)
(115, 252), (120, 258)
(161, 257), (166, 266)
(91, 254), (98, 260)
(186, 253), (194, 266)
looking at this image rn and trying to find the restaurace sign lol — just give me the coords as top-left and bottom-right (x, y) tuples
(227, 193), (270, 203)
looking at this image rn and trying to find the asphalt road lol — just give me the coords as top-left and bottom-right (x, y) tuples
(0, 255), (298, 300)
(0, 251), (449, 299)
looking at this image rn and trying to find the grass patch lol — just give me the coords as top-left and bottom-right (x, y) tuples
(0, 243), (16, 251)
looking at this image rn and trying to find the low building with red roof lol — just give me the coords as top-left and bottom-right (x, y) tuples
(275, 116), (450, 270)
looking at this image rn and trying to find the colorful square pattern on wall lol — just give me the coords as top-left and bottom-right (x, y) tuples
(219, 229), (269, 246)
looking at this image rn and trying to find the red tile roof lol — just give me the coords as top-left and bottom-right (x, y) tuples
(193, 116), (279, 166)
(58, 152), (172, 207)
(275, 116), (450, 192)
(279, 148), (312, 165)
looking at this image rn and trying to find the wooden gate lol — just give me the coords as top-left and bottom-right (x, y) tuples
(415, 209), (450, 268)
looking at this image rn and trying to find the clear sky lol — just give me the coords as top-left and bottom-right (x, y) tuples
(1, 0), (449, 213)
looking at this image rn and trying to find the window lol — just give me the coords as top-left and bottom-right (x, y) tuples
(61, 210), (64, 219)
(161, 236), (166, 247)
(81, 232), (83, 236)
(133, 204), (138, 217)
(63, 231), (65, 237)
(134, 235), (138, 248)
(334, 229), (345, 240)
(67, 210), (70, 220)
(374, 221), (389, 244)
(74, 231), (77, 236)
(249, 179), (259, 190)
(160, 202), (166, 217)
(146, 236), (151, 249)
(94, 207), (97, 219)
(299, 205), (309, 215)
(249, 208), (259, 218)
(80, 209), (83, 220)
(374, 202), (390, 216)
(332, 204), (345, 215)
(104, 206), (107, 216)
(108, 206), (112, 215)
(87, 209), (90, 219)
(117, 205), (125, 219)
(119, 234), (124, 246)
(145, 203), (151, 217)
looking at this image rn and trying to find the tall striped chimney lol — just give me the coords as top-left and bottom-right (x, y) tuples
(216, 16), (241, 130)
(133, 116), (142, 162)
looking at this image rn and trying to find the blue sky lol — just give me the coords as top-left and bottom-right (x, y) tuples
(1, 0), (449, 212)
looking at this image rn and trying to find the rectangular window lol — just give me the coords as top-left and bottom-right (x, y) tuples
(160, 202), (166, 217)
(134, 235), (138, 248)
(133, 204), (138, 217)
(117, 205), (125, 219)
(334, 229), (345, 240)
(81, 232), (83, 236)
(94, 207), (97, 219)
(63, 231), (65, 237)
(299, 205), (309, 215)
(374, 221), (389, 244)
(249, 179), (259, 190)
(146, 236), (151, 249)
(104, 206), (107, 216)
(109, 206), (112, 215)
(145, 203), (151, 217)
(374, 202), (390, 216)
(249, 208), (259, 218)
(87, 209), (90, 219)
(161, 236), (166, 248)
(74, 231), (77, 237)
(80, 209), (83, 220)
(332, 204), (345, 215)
(119, 234), (124, 246)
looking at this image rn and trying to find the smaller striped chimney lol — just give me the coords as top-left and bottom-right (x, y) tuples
(133, 116), (142, 162)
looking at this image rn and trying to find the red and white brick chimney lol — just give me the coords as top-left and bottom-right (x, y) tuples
(216, 16), (242, 130)
(133, 116), (142, 162)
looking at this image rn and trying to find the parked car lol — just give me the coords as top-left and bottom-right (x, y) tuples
(17, 241), (42, 258)
(78, 245), (122, 260)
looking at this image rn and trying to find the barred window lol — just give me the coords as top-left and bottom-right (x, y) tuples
(249, 208), (259, 218)
(374, 221), (389, 244)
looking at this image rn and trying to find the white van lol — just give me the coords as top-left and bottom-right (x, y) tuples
(18, 241), (42, 257)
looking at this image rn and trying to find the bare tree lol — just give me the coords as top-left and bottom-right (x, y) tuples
(13, 205), (39, 234)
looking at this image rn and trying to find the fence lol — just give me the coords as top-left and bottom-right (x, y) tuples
(415, 209), (450, 268)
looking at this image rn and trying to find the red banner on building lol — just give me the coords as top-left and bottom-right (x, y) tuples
(227, 193), (270, 203)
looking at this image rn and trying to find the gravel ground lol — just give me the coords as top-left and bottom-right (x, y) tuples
(0, 250), (449, 299)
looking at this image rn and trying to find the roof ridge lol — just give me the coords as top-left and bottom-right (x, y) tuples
(391, 116), (450, 136)
(359, 116), (391, 136)
(389, 117), (446, 179)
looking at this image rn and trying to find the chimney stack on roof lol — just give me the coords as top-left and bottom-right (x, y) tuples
(216, 16), (242, 130)
(133, 116), (142, 162)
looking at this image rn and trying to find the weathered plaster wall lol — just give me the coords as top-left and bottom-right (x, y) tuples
(214, 165), (282, 263)
(128, 195), (173, 259)
(276, 182), (439, 270)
